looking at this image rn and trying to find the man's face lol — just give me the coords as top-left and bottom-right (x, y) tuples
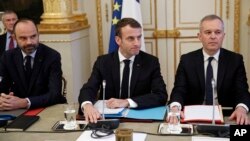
(14, 21), (39, 55)
(198, 19), (225, 55)
(115, 25), (141, 58)
(2, 13), (18, 33)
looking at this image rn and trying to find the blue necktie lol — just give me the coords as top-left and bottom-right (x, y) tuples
(205, 57), (214, 105)
(121, 60), (130, 99)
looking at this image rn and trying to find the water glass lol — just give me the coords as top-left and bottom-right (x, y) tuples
(167, 111), (182, 134)
(63, 104), (77, 130)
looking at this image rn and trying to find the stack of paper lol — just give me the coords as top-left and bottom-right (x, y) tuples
(94, 100), (126, 117)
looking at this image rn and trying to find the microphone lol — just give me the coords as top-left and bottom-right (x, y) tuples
(211, 78), (215, 125)
(87, 80), (120, 130)
(102, 80), (106, 120)
(196, 78), (229, 137)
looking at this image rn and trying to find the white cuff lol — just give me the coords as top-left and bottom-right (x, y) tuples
(81, 101), (93, 110)
(127, 98), (138, 108)
(25, 98), (31, 109)
(236, 103), (249, 112)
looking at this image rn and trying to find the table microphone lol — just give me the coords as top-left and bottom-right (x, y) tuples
(102, 80), (106, 120)
(196, 78), (229, 137)
(211, 78), (215, 125)
(88, 80), (120, 130)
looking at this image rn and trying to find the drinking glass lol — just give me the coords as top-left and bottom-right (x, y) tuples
(63, 103), (77, 130)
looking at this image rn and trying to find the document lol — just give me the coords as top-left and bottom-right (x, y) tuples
(183, 105), (224, 124)
(192, 136), (229, 141)
(94, 100), (167, 120)
(94, 100), (126, 117)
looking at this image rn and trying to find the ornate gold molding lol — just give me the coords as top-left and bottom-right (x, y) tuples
(39, 0), (89, 34)
(226, 0), (230, 19)
(96, 0), (104, 55)
(153, 29), (181, 38)
(248, 12), (250, 26)
(234, 0), (240, 53)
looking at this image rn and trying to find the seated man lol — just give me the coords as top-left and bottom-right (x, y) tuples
(0, 19), (66, 111)
(167, 14), (250, 125)
(78, 18), (168, 123)
(0, 10), (18, 56)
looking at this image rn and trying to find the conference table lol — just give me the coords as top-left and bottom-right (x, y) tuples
(0, 104), (232, 141)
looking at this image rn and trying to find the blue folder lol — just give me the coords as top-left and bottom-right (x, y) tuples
(125, 106), (168, 120)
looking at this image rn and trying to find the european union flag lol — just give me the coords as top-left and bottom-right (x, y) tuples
(108, 0), (122, 53)
(108, 0), (145, 53)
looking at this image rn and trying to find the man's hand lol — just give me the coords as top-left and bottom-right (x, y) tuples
(83, 103), (101, 123)
(0, 92), (28, 111)
(106, 98), (129, 108)
(229, 106), (249, 125)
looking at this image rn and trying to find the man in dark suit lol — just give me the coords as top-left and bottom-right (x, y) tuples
(78, 18), (168, 123)
(0, 10), (18, 56)
(0, 19), (66, 111)
(168, 15), (250, 125)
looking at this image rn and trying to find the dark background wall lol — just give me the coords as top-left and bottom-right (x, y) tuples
(0, 0), (43, 24)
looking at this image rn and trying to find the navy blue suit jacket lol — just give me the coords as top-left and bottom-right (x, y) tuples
(0, 33), (7, 57)
(0, 43), (66, 108)
(78, 51), (168, 109)
(170, 48), (250, 109)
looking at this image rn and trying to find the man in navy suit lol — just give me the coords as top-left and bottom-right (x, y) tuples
(0, 19), (66, 111)
(168, 15), (250, 125)
(0, 10), (18, 56)
(78, 18), (168, 123)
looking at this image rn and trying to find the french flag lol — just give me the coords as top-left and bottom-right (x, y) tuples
(108, 0), (145, 53)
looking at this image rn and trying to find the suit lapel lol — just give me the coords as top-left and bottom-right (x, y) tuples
(28, 46), (43, 92)
(130, 53), (141, 97)
(217, 49), (226, 91)
(0, 34), (7, 55)
(14, 49), (27, 90)
(112, 52), (121, 98)
(196, 49), (205, 94)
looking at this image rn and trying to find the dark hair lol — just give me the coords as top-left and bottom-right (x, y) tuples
(200, 14), (224, 30)
(115, 18), (141, 37)
(13, 18), (38, 35)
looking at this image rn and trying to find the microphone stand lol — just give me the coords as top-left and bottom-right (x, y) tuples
(195, 78), (230, 137)
(87, 80), (120, 130)
(102, 80), (106, 120)
(211, 78), (215, 125)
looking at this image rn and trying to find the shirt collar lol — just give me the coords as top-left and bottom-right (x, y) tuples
(21, 50), (37, 59)
(7, 32), (12, 38)
(118, 49), (135, 63)
(202, 49), (220, 62)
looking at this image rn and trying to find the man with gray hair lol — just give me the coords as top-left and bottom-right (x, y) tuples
(168, 14), (250, 125)
(0, 10), (18, 56)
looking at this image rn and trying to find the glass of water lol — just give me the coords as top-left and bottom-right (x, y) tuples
(63, 103), (77, 130)
(167, 107), (182, 134)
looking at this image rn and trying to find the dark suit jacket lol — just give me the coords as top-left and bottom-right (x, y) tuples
(0, 43), (66, 108)
(170, 48), (250, 109)
(0, 33), (7, 57)
(78, 51), (168, 109)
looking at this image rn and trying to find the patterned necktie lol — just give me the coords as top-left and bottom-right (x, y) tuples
(205, 57), (214, 105)
(121, 59), (130, 99)
(25, 56), (32, 83)
(8, 36), (14, 50)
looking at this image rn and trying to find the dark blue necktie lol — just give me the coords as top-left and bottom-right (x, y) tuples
(121, 59), (130, 99)
(25, 56), (32, 83)
(205, 57), (214, 105)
